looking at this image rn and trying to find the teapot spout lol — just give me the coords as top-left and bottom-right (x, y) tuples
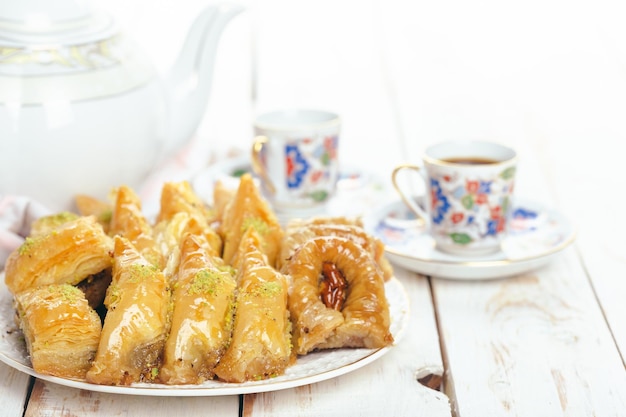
(164, 2), (244, 155)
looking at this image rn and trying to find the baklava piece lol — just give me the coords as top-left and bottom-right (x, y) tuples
(15, 284), (102, 380)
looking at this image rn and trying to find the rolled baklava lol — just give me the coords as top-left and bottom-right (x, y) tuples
(86, 236), (170, 386)
(214, 228), (293, 382)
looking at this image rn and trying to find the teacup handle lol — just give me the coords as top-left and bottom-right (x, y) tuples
(251, 135), (276, 195)
(391, 164), (429, 226)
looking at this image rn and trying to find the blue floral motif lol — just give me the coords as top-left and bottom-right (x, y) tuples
(430, 178), (450, 224)
(478, 180), (493, 194)
(285, 144), (310, 189)
(512, 207), (538, 219)
(486, 219), (499, 236)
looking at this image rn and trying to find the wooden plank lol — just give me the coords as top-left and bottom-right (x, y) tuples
(433, 249), (626, 416)
(23, 380), (240, 417)
(243, 268), (451, 417)
(524, 124), (626, 364)
(570, 188), (626, 362)
(0, 362), (31, 417)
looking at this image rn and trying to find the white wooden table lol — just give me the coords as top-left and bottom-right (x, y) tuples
(2, 0), (626, 415)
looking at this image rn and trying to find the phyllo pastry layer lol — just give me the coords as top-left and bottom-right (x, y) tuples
(15, 284), (102, 380)
(4, 215), (113, 295)
(214, 228), (293, 382)
(86, 236), (170, 386)
(278, 219), (394, 281)
(109, 185), (164, 269)
(159, 233), (236, 384)
(219, 173), (283, 267)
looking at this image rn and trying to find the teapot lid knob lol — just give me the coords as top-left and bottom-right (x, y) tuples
(0, 0), (92, 22)
(0, 0), (117, 46)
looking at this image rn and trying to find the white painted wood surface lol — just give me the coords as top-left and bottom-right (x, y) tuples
(0, 364), (30, 416)
(526, 129), (626, 364)
(23, 380), (240, 417)
(3, 0), (626, 415)
(433, 251), (626, 416)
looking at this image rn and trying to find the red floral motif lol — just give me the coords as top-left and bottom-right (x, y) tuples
(287, 155), (295, 177)
(466, 180), (479, 194)
(451, 212), (464, 224)
(496, 217), (506, 232)
(310, 170), (323, 183)
(475, 194), (488, 205)
(324, 136), (337, 159)
(430, 188), (438, 209)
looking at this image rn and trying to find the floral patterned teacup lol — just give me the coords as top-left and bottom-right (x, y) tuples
(391, 140), (517, 256)
(251, 109), (340, 213)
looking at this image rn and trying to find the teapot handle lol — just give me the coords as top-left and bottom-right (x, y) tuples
(164, 3), (244, 156)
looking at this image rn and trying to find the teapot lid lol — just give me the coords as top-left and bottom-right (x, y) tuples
(0, 0), (117, 47)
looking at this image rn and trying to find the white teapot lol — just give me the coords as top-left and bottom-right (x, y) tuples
(0, 0), (243, 212)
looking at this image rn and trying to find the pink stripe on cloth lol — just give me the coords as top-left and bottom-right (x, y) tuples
(0, 195), (52, 269)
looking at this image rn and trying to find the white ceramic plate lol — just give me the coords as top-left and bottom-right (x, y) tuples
(0, 276), (408, 396)
(362, 198), (576, 280)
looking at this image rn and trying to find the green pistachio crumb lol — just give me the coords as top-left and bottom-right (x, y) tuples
(188, 269), (225, 295)
(18, 236), (43, 255)
(127, 264), (159, 282)
(242, 217), (270, 235)
(252, 281), (282, 298)
(49, 284), (83, 303)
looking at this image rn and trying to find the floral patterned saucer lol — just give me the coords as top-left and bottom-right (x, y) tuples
(362, 198), (576, 280)
(192, 156), (392, 223)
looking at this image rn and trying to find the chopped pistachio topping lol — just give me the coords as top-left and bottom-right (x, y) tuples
(251, 281), (282, 298)
(188, 269), (225, 295)
(106, 284), (121, 309)
(49, 284), (83, 303)
(99, 209), (113, 224)
(38, 212), (79, 228)
(18, 235), (45, 255)
(242, 217), (270, 235)
(127, 264), (159, 282)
